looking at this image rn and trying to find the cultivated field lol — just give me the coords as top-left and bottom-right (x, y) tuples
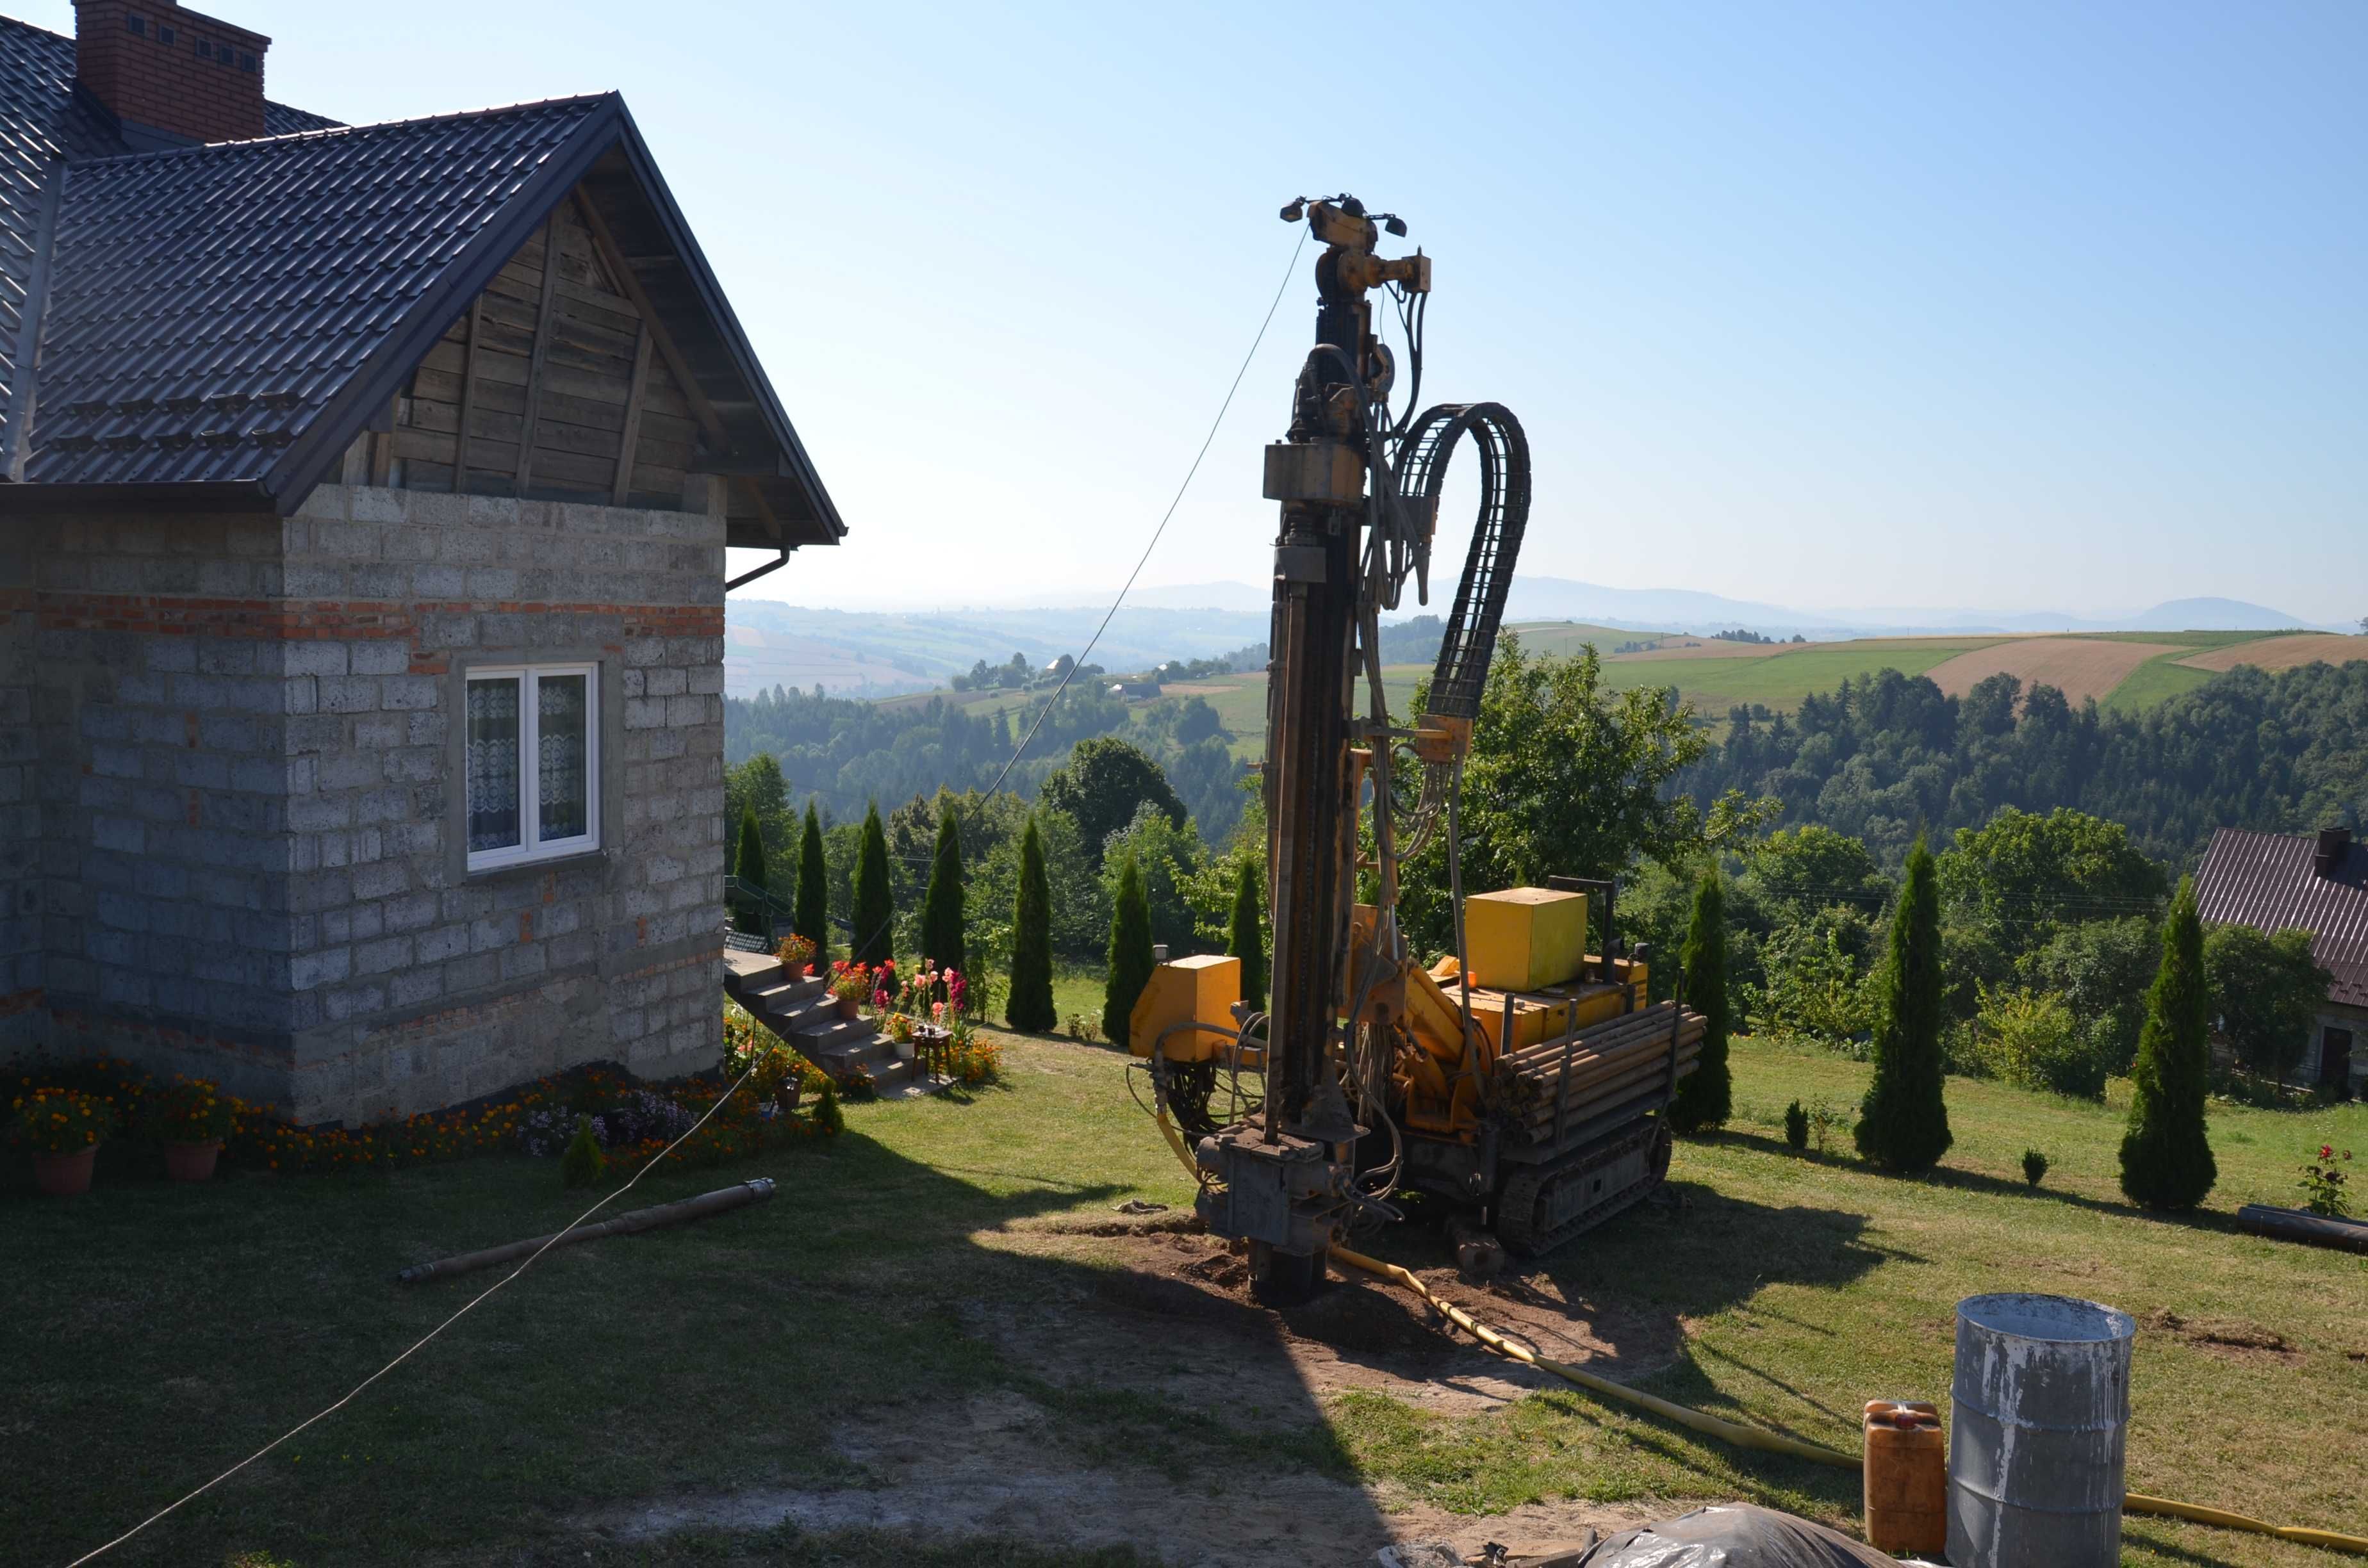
(7, 1032), (2362, 1566)
(2177, 631), (2368, 673)
(1923, 637), (2185, 704)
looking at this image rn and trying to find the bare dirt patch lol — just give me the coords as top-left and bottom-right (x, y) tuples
(2176, 633), (2368, 674)
(1921, 637), (2180, 704)
(982, 1221), (1677, 1422)
(589, 1395), (1656, 1567)
(2142, 1308), (2301, 1365)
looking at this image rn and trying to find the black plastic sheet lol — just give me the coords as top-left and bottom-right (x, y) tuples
(1574, 1505), (1898, 1568)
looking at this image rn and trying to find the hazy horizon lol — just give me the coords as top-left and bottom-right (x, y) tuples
(35, 1), (2356, 622)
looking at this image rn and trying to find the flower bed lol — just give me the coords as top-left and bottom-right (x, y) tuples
(6, 1012), (843, 1186)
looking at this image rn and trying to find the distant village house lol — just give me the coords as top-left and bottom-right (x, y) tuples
(2195, 826), (2365, 1098)
(0, 3), (841, 1123)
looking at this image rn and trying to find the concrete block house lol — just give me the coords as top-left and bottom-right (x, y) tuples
(0, 3), (841, 1123)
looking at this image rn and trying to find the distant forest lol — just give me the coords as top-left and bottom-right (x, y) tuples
(1682, 659), (2368, 869)
(723, 682), (1246, 843)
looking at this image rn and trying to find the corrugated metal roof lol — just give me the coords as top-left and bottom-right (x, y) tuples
(2194, 828), (2368, 1007)
(0, 13), (333, 462)
(28, 95), (607, 486)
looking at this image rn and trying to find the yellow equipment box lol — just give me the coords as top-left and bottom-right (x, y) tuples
(1464, 886), (1588, 992)
(1129, 954), (1242, 1061)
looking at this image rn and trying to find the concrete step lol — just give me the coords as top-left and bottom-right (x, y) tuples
(746, 974), (829, 1013)
(723, 951), (784, 992)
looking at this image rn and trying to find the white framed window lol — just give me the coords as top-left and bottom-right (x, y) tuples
(466, 664), (599, 871)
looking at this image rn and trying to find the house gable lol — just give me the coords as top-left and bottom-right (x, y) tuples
(379, 192), (703, 510)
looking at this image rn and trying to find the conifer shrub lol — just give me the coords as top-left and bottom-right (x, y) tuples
(2023, 1148), (2050, 1189)
(1103, 850), (1155, 1049)
(1784, 1099), (1809, 1151)
(732, 806), (769, 936)
(811, 1075), (844, 1138)
(561, 1115), (606, 1188)
(794, 799), (830, 965)
(1668, 867), (1732, 1133)
(1227, 856), (1267, 1015)
(851, 801), (893, 967)
(1854, 835), (1952, 1173)
(1006, 818), (1057, 1031)
(919, 802), (966, 976)
(2119, 877), (2217, 1210)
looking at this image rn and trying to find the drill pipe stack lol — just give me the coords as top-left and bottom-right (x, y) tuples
(1491, 1002), (1706, 1136)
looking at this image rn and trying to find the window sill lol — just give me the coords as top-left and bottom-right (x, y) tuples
(464, 845), (608, 883)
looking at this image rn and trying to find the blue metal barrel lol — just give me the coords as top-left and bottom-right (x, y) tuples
(1947, 1292), (2135, 1568)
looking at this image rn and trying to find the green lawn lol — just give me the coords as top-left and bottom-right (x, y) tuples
(6, 1032), (2363, 1565)
(1597, 640), (2003, 719)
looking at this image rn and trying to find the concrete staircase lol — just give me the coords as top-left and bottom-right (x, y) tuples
(722, 950), (947, 1099)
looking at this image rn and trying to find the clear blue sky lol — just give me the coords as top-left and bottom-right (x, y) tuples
(31, 2), (2364, 621)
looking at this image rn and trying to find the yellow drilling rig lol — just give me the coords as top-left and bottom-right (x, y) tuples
(1128, 197), (1707, 1302)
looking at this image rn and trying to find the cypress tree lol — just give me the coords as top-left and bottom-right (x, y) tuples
(1006, 817), (1056, 1031)
(2119, 877), (2217, 1209)
(851, 801), (893, 967)
(1103, 849), (1155, 1048)
(1668, 867), (1732, 1134)
(1226, 856), (1267, 1015)
(732, 806), (769, 936)
(1855, 835), (1952, 1172)
(919, 801), (966, 976)
(794, 799), (829, 964)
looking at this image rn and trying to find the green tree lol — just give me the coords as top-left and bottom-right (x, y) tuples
(794, 799), (829, 963)
(1226, 856), (1267, 1015)
(2120, 878), (2217, 1209)
(1855, 836), (1952, 1173)
(1103, 850), (1156, 1048)
(1668, 867), (1733, 1133)
(851, 801), (894, 967)
(1006, 818), (1057, 1031)
(1039, 737), (1187, 867)
(1101, 801), (1203, 954)
(2202, 922), (2330, 1087)
(1939, 808), (2164, 954)
(2028, 916), (2158, 1074)
(723, 752), (793, 875)
(1742, 825), (1889, 917)
(1396, 636), (1773, 955)
(732, 806), (769, 936)
(918, 801), (967, 974)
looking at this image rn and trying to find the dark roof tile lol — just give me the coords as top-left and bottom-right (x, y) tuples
(2194, 828), (2368, 1006)
(26, 94), (608, 486)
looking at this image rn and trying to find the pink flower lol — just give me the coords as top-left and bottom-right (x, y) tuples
(2324, 1145), (2337, 1161)
(932, 1001), (945, 1020)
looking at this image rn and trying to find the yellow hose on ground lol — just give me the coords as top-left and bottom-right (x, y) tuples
(1328, 1245), (2368, 1559)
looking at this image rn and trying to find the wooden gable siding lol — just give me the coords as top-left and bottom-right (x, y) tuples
(385, 192), (705, 509)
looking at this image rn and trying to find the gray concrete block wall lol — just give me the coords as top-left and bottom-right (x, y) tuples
(11, 484), (731, 1122)
(0, 527), (38, 1054)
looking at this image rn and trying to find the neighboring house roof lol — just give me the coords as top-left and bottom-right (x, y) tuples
(0, 12), (841, 544)
(2194, 828), (2368, 1009)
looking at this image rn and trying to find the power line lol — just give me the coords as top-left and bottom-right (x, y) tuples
(65, 1068), (761, 1567)
(982, 222), (1310, 801)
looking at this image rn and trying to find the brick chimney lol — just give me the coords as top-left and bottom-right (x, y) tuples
(2316, 826), (2353, 879)
(73, 0), (270, 146)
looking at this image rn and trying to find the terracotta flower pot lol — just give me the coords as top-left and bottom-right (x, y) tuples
(835, 993), (860, 1020)
(33, 1144), (99, 1198)
(164, 1139), (222, 1183)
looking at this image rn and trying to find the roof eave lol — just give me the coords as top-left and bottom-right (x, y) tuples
(0, 478), (273, 514)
